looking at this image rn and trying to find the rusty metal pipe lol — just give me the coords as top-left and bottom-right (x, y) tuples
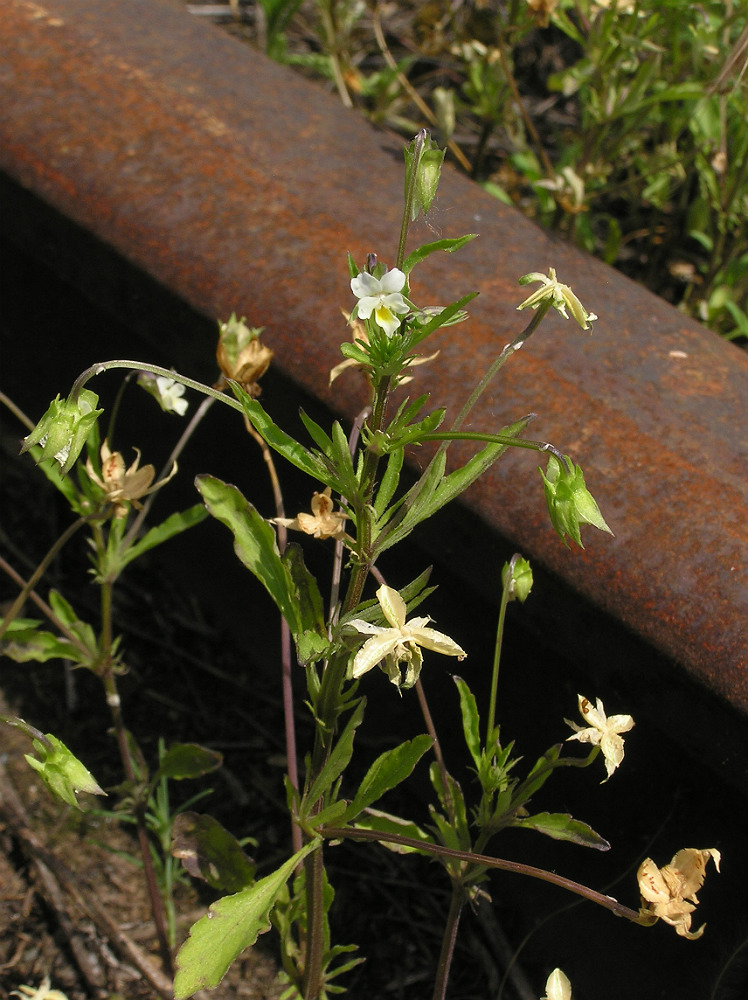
(0, 0), (746, 727)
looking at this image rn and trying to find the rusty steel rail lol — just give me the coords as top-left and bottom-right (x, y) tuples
(1, 0), (746, 727)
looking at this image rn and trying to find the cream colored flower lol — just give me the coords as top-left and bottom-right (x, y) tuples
(11, 976), (69, 1000)
(637, 848), (721, 939)
(347, 584), (465, 690)
(517, 267), (597, 330)
(85, 440), (177, 518)
(566, 694), (633, 781)
(541, 968), (572, 1000)
(273, 487), (349, 541)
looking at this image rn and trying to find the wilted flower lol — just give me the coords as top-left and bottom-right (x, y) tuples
(526, 0), (558, 29)
(137, 372), (189, 415)
(566, 694), (634, 781)
(215, 314), (273, 396)
(351, 268), (410, 336)
(540, 453), (613, 548)
(85, 440), (176, 518)
(25, 733), (105, 811)
(517, 267), (597, 330)
(273, 487), (350, 541)
(347, 584), (466, 691)
(21, 389), (103, 475)
(541, 968), (572, 1000)
(637, 848), (721, 939)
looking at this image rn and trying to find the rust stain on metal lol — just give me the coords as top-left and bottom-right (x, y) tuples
(0, 0), (746, 713)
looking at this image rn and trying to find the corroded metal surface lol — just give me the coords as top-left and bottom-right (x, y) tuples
(1, 0), (746, 715)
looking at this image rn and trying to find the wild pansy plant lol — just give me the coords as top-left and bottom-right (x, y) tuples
(1, 130), (720, 1000)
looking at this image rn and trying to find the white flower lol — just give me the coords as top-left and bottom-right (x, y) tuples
(541, 968), (572, 1000)
(351, 268), (410, 336)
(347, 584), (465, 691)
(138, 372), (189, 415)
(566, 694), (634, 781)
(517, 267), (597, 330)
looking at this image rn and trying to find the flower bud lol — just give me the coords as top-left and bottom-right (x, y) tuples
(502, 556), (533, 602)
(404, 129), (445, 221)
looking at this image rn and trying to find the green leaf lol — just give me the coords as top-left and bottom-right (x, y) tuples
(511, 744), (563, 808)
(510, 812), (610, 851)
(405, 293), (478, 351)
(305, 700), (365, 810)
(195, 475), (303, 637)
(230, 384), (327, 482)
(0, 619), (79, 664)
(283, 543), (326, 638)
(173, 842), (318, 997)
(119, 504), (208, 569)
(298, 408), (334, 455)
(154, 743), (223, 782)
(402, 233), (478, 274)
(171, 811), (256, 892)
(453, 676), (482, 771)
(373, 447), (404, 519)
(353, 808), (434, 854)
(342, 735), (433, 822)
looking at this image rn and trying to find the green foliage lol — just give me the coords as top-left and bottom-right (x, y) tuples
(174, 843), (318, 998)
(1, 128), (663, 1000)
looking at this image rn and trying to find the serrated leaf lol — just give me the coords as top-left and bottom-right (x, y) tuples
(154, 743), (223, 782)
(342, 734), (433, 823)
(173, 842), (317, 997)
(196, 475), (303, 637)
(171, 811), (256, 892)
(511, 811), (610, 851)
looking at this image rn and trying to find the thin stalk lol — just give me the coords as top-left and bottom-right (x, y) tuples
(485, 554), (519, 742)
(69, 361), (245, 415)
(396, 129), (427, 271)
(0, 554), (91, 659)
(0, 389), (35, 431)
(322, 826), (642, 923)
(98, 573), (173, 976)
(448, 302), (550, 438)
(244, 416), (302, 857)
(123, 394), (216, 548)
(0, 515), (100, 642)
(431, 881), (464, 1000)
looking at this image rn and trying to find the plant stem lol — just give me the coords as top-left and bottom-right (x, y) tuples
(98, 572), (173, 976)
(432, 881), (464, 1000)
(486, 554), (518, 742)
(69, 360), (246, 415)
(323, 826), (642, 923)
(0, 515), (98, 643)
